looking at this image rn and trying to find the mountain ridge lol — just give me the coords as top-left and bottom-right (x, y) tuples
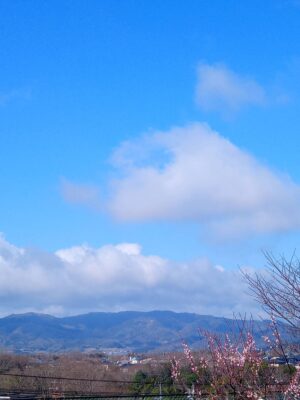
(0, 310), (277, 354)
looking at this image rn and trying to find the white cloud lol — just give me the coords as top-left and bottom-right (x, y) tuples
(60, 179), (102, 211)
(108, 122), (300, 237)
(196, 63), (266, 113)
(0, 234), (257, 317)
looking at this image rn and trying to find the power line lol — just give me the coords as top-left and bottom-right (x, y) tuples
(0, 373), (178, 387)
(0, 393), (182, 400)
(0, 396), (187, 400)
(0, 373), (134, 385)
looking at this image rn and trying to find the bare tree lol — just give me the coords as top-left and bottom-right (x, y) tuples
(243, 251), (300, 333)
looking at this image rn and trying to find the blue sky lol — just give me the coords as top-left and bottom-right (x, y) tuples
(1, 0), (300, 316)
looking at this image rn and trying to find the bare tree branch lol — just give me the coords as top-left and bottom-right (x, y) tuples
(242, 251), (300, 335)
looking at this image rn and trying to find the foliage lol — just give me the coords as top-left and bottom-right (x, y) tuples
(130, 366), (179, 395)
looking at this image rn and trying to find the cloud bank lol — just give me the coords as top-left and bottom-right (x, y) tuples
(0, 235), (257, 317)
(196, 63), (266, 113)
(108, 123), (300, 238)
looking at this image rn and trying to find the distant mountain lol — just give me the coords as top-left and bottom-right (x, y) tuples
(0, 311), (283, 353)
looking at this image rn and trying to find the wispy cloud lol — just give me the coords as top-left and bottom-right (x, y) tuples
(0, 234), (258, 317)
(107, 123), (300, 238)
(0, 88), (31, 106)
(196, 63), (266, 114)
(60, 179), (102, 211)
